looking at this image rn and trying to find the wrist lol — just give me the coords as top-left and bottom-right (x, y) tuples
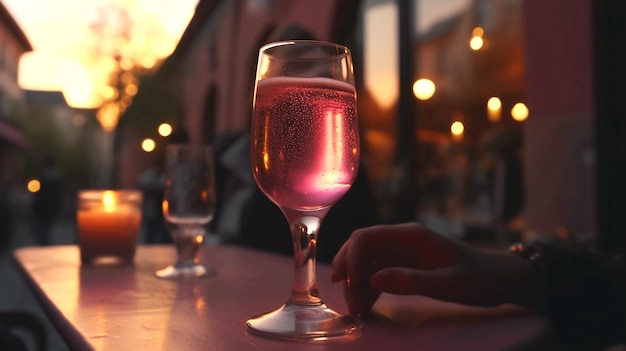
(507, 243), (546, 310)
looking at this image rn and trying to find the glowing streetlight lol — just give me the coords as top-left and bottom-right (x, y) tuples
(470, 26), (485, 51)
(142, 138), (156, 152)
(470, 36), (484, 51)
(511, 103), (529, 121)
(27, 179), (41, 193)
(158, 123), (172, 137)
(412, 78), (436, 100)
(101, 86), (117, 100)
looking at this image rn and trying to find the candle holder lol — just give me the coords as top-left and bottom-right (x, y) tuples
(77, 190), (142, 265)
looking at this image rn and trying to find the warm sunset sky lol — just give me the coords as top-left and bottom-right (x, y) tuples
(3, 0), (466, 109)
(3, 0), (199, 108)
(366, 0), (469, 108)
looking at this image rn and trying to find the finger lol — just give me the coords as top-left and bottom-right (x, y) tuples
(331, 223), (395, 283)
(333, 223), (443, 315)
(333, 230), (380, 316)
(342, 223), (420, 286)
(343, 278), (381, 317)
(333, 225), (402, 315)
(370, 267), (461, 301)
(341, 224), (419, 316)
(331, 238), (350, 282)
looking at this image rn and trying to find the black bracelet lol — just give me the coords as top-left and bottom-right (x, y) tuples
(509, 242), (626, 349)
(508, 242), (546, 308)
(509, 242), (544, 268)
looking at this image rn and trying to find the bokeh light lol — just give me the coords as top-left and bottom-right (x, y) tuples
(412, 78), (436, 100)
(511, 102), (529, 121)
(101, 86), (117, 100)
(451, 121), (464, 136)
(487, 97), (502, 111)
(142, 138), (156, 152)
(158, 123), (172, 137)
(27, 179), (41, 193)
(472, 27), (484, 37)
(470, 36), (484, 51)
(487, 97), (502, 122)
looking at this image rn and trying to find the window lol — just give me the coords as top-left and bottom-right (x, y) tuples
(359, 0), (527, 243)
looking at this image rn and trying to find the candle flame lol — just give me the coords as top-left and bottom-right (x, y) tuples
(102, 190), (116, 212)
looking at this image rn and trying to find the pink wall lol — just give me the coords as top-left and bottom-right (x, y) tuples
(178, 0), (342, 143)
(116, 0), (345, 188)
(523, 0), (593, 117)
(522, 0), (596, 240)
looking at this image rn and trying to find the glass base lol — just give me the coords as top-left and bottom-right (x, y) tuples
(246, 303), (362, 341)
(155, 263), (216, 279)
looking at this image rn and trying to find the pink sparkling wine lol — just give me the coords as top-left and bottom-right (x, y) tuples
(252, 77), (359, 211)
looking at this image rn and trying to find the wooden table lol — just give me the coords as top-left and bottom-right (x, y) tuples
(13, 245), (552, 350)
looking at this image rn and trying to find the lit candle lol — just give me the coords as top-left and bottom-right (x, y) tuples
(77, 190), (142, 265)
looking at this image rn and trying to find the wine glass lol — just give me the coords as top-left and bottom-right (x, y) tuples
(246, 40), (362, 340)
(155, 144), (216, 279)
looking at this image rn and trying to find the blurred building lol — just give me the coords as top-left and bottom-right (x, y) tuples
(114, 0), (360, 188)
(117, 0), (615, 250)
(21, 90), (102, 189)
(360, 0), (526, 230)
(413, 0), (524, 136)
(0, 1), (31, 184)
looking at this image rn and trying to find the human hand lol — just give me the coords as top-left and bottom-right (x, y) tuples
(331, 222), (537, 316)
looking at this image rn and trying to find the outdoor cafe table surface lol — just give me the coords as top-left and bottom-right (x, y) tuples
(13, 244), (553, 351)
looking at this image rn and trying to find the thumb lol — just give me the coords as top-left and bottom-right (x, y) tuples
(370, 267), (459, 299)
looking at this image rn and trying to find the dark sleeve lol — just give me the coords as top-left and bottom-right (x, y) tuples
(0, 328), (27, 351)
(532, 243), (626, 350)
(238, 188), (292, 256)
(317, 167), (380, 263)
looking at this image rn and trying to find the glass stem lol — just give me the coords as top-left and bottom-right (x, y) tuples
(174, 228), (204, 266)
(283, 208), (329, 306)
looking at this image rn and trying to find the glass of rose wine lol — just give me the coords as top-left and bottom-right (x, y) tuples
(155, 144), (216, 279)
(246, 40), (362, 340)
